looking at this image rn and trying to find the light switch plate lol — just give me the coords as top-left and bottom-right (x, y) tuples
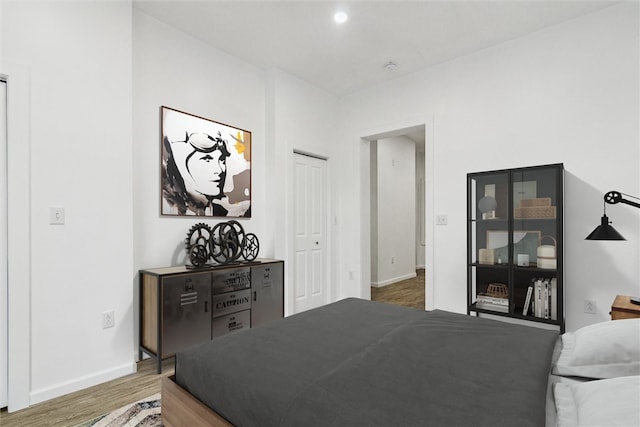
(436, 214), (448, 225)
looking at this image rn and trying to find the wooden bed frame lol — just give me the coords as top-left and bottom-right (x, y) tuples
(162, 375), (232, 427)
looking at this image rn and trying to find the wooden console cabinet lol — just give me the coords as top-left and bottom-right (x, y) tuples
(139, 259), (284, 373)
(611, 295), (640, 320)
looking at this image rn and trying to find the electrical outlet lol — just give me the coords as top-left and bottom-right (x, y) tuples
(49, 207), (65, 225)
(391, 256), (395, 264)
(102, 310), (115, 329)
(584, 300), (597, 315)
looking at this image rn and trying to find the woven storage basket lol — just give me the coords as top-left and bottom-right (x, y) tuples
(486, 283), (509, 298)
(519, 197), (551, 207)
(514, 206), (556, 219)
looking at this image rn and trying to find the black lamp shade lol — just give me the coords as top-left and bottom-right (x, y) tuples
(585, 214), (626, 240)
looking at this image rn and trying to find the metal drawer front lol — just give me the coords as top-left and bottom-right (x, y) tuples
(212, 309), (251, 337)
(211, 268), (251, 294)
(211, 289), (251, 317)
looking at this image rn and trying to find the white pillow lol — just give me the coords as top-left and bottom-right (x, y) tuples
(554, 376), (640, 427)
(553, 318), (640, 379)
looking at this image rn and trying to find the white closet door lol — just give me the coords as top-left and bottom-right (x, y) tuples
(293, 153), (329, 313)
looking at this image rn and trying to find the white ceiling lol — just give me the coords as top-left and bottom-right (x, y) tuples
(133, 0), (615, 98)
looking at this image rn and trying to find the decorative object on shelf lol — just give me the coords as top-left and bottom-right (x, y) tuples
(514, 196), (556, 219)
(586, 191), (640, 241)
(487, 230), (541, 264)
(486, 283), (509, 298)
(478, 196), (497, 219)
(521, 197), (551, 206)
(513, 181), (537, 210)
(537, 235), (557, 269)
(478, 248), (495, 265)
(476, 293), (508, 312)
(184, 220), (260, 267)
(525, 278), (557, 319)
(161, 106), (252, 218)
(517, 253), (530, 267)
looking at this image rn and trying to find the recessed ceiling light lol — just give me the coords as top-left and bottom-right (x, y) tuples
(334, 11), (348, 24)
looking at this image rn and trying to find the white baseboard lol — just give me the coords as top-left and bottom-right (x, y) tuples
(371, 272), (417, 288)
(30, 361), (136, 405)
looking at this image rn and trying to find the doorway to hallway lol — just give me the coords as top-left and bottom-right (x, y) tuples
(366, 124), (428, 310)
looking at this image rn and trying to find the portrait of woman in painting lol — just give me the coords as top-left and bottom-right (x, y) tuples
(161, 106), (251, 217)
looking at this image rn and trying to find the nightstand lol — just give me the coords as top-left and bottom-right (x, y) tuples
(610, 295), (640, 320)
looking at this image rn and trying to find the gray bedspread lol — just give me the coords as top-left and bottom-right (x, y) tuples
(176, 298), (558, 427)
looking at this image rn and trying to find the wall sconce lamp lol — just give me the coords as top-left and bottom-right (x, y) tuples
(586, 191), (640, 305)
(585, 191), (640, 241)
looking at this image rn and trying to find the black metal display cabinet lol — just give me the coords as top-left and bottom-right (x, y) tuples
(467, 164), (564, 332)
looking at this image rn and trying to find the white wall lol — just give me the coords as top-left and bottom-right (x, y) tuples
(266, 69), (340, 315)
(2, 0), (134, 407)
(371, 136), (416, 286)
(340, 3), (640, 332)
(132, 10), (267, 271)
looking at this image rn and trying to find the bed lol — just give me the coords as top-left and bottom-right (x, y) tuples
(162, 298), (640, 427)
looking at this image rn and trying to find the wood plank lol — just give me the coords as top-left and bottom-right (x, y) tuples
(371, 269), (425, 310)
(0, 358), (174, 427)
(142, 273), (159, 353)
(162, 376), (232, 427)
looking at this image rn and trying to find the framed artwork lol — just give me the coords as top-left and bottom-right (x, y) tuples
(513, 180), (537, 210)
(486, 230), (541, 263)
(161, 106), (251, 217)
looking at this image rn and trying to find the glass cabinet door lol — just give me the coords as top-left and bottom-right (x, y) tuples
(468, 171), (510, 313)
(512, 166), (561, 320)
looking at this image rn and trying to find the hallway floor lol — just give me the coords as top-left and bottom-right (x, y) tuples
(371, 269), (425, 310)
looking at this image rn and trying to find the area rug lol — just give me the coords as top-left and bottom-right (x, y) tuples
(76, 393), (162, 427)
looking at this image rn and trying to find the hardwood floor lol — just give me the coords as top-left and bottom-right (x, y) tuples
(1, 272), (425, 426)
(371, 269), (425, 310)
(0, 358), (174, 427)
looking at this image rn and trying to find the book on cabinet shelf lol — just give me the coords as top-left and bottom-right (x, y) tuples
(476, 294), (509, 313)
(522, 278), (557, 320)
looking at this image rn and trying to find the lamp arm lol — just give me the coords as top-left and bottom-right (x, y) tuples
(604, 191), (640, 209)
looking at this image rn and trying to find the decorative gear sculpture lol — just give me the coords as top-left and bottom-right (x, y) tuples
(185, 223), (212, 267)
(185, 223), (212, 248)
(184, 221), (260, 267)
(242, 233), (260, 261)
(210, 221), (244, 264)
(188, 244), (209, 267)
